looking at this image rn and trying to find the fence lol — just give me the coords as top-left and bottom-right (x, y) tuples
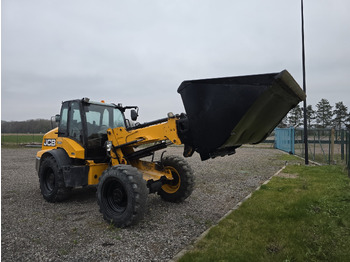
(275, 128), (350, 169)
(295, 129), (349, 165)
(347, 131), (350, 175)
(275, 127), (295, 154)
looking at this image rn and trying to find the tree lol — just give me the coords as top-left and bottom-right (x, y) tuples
(333, 101), (348, 129)
(316, 99), (333, 128)
(306, 105), (316, 128)
(277, 115), (288, 128)
(288, 104), (303, 127)
(1, 119), (53, 133)
(346, 113), (350, 129)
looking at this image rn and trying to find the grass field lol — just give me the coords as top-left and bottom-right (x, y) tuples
(179, 158), (350, 262)
(1, 133), (43, 145)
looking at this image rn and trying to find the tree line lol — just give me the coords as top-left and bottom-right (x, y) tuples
(1, 119), (55, 134)
(279, 99), (350, 129)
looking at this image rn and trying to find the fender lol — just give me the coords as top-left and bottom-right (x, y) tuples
(36, 148), (71, 173)
(40, 148), (71, 170)
(38, 149), (89, 188)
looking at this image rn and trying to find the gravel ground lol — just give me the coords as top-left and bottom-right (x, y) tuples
(1, 146), (285, 261)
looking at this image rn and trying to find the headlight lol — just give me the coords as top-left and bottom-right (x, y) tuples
(105, 141), (113, 152)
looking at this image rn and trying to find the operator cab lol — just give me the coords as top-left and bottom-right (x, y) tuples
(57, 98), (127, 162)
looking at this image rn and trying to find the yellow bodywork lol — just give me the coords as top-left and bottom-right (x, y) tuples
(37, 116), (181, 186)
(86, 161), (108, 185)
(57, 138), (85, 159)
(37, 127), (84, 159)
(110, 118), (181, 147)
(107, 117), (181, 182)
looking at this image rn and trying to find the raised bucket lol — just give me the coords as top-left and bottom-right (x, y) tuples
(177, 70), (306, 160)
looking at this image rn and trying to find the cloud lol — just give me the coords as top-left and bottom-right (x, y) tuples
(2, 0), (350, 121)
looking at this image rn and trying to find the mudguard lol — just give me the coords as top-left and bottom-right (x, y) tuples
(38, 149), (89, 187)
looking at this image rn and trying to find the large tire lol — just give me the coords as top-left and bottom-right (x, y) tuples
(39, 156), (71, 202)
(158, 155), (195, 203)
(97, 165), (148, 227)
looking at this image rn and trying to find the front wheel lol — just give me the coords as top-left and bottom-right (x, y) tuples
(97, 165), (148, 227)
(158, 155), (195, 203)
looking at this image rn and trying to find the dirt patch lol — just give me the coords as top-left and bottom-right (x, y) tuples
(276, 172), (299, 179)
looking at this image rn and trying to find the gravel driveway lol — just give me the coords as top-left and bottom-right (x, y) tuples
(1, 146), (284, 261)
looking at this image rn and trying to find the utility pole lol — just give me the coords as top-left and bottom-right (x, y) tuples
(301, 0), (309, 165)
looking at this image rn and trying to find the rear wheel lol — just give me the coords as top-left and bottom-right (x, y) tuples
(39, 156), (71, 202)
(97, 165), (148, 227)
(158, 155), (195, 203)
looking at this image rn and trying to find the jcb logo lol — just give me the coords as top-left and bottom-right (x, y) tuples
(44, 139), (56, 147)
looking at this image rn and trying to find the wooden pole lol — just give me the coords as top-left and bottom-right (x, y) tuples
(330, 128), (335, 164)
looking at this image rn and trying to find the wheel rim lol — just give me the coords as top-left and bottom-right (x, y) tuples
(104, 178), (128, 213)
(162, 166), (181, 194)
(44, 169), (55, 192)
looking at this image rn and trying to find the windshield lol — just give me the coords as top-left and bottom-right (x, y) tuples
(84, 104), (125, 138)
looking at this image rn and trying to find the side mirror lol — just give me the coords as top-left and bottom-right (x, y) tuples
(55, 114), (60, 123)
(131, 109), (138, 121)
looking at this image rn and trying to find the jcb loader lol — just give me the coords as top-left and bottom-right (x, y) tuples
(36, 70), (305, 227)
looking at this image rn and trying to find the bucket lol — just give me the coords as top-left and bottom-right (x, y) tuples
(177, 70), (306, 160)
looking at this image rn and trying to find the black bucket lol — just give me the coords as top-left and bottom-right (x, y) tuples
(177, 70), (306, 160)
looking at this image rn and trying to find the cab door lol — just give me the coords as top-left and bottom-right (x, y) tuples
(58, 101), (84, 146)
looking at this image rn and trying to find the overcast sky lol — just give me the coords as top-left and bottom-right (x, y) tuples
(2, 0), (350, 122)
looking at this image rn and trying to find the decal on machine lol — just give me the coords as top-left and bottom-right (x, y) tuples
(44, 139), (56, 147)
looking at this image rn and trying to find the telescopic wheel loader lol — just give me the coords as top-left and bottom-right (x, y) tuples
(36, 70), (305, 227)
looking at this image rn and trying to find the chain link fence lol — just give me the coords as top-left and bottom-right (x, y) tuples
(274, 128), (349, 173)
(294, 129), (349, 166)
(346, 130), (350, 175)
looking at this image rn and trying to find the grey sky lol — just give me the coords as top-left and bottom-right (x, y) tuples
(2, 0), (350, 122)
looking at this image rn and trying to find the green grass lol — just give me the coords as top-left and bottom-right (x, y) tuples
(1, 133), (43, 145)
(277, 153), (303, 162)
(179, 164), (350, 262)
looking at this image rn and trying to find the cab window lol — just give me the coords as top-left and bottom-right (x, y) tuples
(84, 103), (125, 161)
(68, 102), (83, 143)
(114, 109), (125, 127)
(58, 102), (69, 136)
